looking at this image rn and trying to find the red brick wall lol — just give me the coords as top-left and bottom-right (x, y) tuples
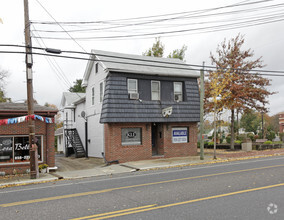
(279, 114), (284, 133)
(104, 123), (151, 163)
(163, 123), (197, 158)
(0, 121), (55, 175)
(104, 122), (197, 163)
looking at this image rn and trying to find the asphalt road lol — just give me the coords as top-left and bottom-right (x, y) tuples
(0, 156), (283, 220)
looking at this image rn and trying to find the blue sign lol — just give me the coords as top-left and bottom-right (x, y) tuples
(173, 130), (187, 137)
(172, 127), (188, 143)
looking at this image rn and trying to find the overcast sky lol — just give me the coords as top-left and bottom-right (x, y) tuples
(0, 0), (283, 116)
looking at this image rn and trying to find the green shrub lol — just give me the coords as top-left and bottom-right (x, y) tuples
(237, 134), (247, 142)
(226, 136), (231, 144)
(234, 140), (242, 144)
(247, 133), (256, 142)
(267, 131), (276, 141)
(208, 141), (214, 146)
(263, 140), (272, 144)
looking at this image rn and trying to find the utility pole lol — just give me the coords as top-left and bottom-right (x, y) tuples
(24, 0), (39, 179)
(261, 112), (264, 138)
(199, 62), (205, 160)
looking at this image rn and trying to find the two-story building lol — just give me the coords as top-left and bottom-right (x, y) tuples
(60, 50), (200, 163)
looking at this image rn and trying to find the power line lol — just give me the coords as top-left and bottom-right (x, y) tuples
(1, 46), (284, 76)
(32, 2), (284, 34)
(31, 15), (284, 40)
(31, 27), (72, 89)
(29, 30), (86, 100)
(31, 0), (273, 25)
(32, 10), (284, 34)
(35, 0), (87, 53)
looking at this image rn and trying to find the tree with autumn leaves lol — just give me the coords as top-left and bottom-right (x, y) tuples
(205, 34), (275, 149)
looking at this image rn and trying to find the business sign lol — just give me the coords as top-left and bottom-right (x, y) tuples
(14, 136), (42, 162)
(172, 127), (188, 143)
(0, 137), (13, 163)
(0, 136), (42, 164)
(121, 128), (142, 146)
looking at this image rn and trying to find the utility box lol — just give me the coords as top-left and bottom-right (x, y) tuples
(242, 138), (252, 151)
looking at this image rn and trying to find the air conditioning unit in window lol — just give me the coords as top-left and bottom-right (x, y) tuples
(175, 94), (182, 102)
(129, 93), (139, 100)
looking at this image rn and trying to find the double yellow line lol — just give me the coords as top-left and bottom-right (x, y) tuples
(73, 183), (284, 220)
(71, 204), (158, 220)
(0, 164), (283, 208)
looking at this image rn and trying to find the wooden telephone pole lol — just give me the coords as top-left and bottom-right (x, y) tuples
(24, 0), (39, 179)
(199, 63), (205, 160)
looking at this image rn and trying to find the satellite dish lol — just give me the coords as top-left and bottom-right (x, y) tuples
(81, 111), (86, 118)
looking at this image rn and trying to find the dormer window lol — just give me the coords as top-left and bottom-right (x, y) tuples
(128, 79), (138, 93)
(174, 82), (183, 102)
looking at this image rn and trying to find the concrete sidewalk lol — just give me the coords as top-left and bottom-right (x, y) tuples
(1, 148), (283, 188)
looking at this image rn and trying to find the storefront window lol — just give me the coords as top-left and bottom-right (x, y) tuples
(0, 137), (13, 163)
(121, 128), (142, 146)
(0, 136), (42, 165)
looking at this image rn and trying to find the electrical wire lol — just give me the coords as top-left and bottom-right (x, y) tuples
(1, 46), (284, 76)
(31, 0), (273, 25)
(31, 28), (72, 89)
(29, 0), (284, 43)
(31, 15), (284, 40)
(35, 0), (87, 53)
(32, 2), (284, 34)
(32, 10), (284, 34)
(31, 28), (86, 100)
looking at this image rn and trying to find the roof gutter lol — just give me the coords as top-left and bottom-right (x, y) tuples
(107, 68), (200, 78)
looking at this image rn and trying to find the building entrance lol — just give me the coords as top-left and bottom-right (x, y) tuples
(151, 123), (164, 156)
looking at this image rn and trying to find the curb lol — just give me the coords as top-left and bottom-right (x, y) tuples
(138, 153), (284, 171)
(1, 153), (283, 189)
(0, 177), (59, 189)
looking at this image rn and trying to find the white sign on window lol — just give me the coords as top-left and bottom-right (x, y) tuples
(172, 127), (188, 143)
(121, 128), (142, 146)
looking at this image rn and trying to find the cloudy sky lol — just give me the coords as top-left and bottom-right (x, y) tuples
(0, 0), (283, 116)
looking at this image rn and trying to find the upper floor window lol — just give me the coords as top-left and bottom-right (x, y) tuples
(95, 63), (99, 74)
(100, 81), (104, 103)
(128, 79), (138, 93)
(151, 81), (160, 101)
(174, 82), (183, 102)
(91, 87), (95, 105)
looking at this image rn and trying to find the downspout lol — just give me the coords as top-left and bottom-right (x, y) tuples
(45, 121), (48, 165)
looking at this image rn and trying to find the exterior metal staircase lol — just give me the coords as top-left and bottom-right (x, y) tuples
(64, 129), (85, 158)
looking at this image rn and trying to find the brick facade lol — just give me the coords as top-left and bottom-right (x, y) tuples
(0, 120), (56, 175)
(104, 122), (197, 163)
(0, 103), (57, 175)
(279, 113), (284, 133)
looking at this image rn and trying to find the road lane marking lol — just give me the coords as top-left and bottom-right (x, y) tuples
(1, 164), (283, 207)
(1, 156), (283, 194)
(83, 183), (284, 220)
(0, 189), (113, 207)
(70, 204), (157, 220)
